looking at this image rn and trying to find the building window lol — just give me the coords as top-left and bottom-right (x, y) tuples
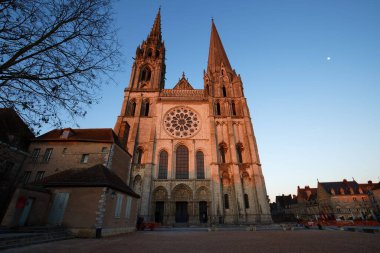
(136, 148), (143, 164)
(236, 144), (243, 163)
(23, 171), (31, 184)
(121, 123), (130, 147)
(231, 102), (237, 116)
(81, 154), (89, 163)
(140, 100), (150, 117)
(31, 148), (40, 162)
(176, 145), (189, 179)
(34, 171), (45, 182)
(101, 147), (107, 153)
(42, 148), (53, 163)
(244, 194), (250, 209)
(144, 102), (149, 116)
(219, 143), (227, 164)
(128, 101), (136, 116)
(125, 196), (132, 218)
(222, 86), (227, 97)
(215, 102), (221, 116)
(224, 194), (229, 209)
(140, 67), (151, 82)
(115, 194), (123, 218)
(147, 48), (153, 57)
(158, 151), (168, 179)
(62, 148), (67, 154)
(196, 151), (205, 179)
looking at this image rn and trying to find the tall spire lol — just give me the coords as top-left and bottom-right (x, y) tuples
(148, 8), (162, 41)
(207, 20), (232, 74)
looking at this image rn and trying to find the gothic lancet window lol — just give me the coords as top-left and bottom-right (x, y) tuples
(244, 194), (250, 209)
(216, 102), (221, 116)
(136, 148), (143, 164)
(140, 100), (150, 117)
(144, 102), (150, 116)
(219, 143), (227, 164)
(147, 48), (153, 57)
(196, 151), (205, 179)
(224, 194), (229, 209)
(236, 143), (243, 163)
(140, 66), (151, 82)
(158, 151), (168, 179)
(231, 101), (236, 116)
(176, 145), (189, 179)
(222, 86), (227, 97)
(127, 100), (136, 116)
(122, 123), (130, 147)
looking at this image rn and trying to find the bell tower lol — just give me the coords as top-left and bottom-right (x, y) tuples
(128, 8), (166, 91)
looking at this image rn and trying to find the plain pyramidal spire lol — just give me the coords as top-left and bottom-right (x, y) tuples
(207, 19), (232, 74)
(148, 8), (162, 41)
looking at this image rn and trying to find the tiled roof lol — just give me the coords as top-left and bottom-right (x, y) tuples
(38, 164), (140, 198)
(319, 180), (365, 195)
(297, 187), (317, 202)
(35, 128), (119, 143)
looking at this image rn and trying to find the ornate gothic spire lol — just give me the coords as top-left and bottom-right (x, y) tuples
(148, 8), (162, 42)
(207, 20), (232, 75)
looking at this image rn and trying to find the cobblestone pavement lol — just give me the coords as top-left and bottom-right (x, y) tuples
(2, 230), (380, 253)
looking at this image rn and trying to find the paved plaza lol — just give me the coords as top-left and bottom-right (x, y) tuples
(2, 229), (380, 253)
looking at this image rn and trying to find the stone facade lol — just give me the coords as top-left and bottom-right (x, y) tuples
(2, 128), (139, 237)
(114, 10), (272, 225)
(272, 180), (379, 222)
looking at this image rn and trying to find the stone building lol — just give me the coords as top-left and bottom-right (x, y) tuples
(274, 179), (377, 222)
(114, 9), (271, 225)
(0, 108), (34, 223)
(1, 128), (139, 237)
(318, 179), (374, 220)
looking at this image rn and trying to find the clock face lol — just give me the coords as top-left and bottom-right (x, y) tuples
(163, 106), (201, 138)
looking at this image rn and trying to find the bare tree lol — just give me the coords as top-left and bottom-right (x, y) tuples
(0, 0), (120, 133)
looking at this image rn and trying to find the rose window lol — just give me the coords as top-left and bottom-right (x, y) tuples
(163, 107), (201, 138)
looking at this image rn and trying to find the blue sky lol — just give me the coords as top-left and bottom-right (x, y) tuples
(49, 1), (380, 201)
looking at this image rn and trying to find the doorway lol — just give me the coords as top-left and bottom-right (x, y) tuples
(18, 198), (34, 226)
(175, 202), (188, 223)
(48, 192), (69, 226)
(155, 201), (164, 223)
(199, 201), (208, 223)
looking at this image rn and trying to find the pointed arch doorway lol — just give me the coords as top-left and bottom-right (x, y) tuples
(175, 202), (188, 223)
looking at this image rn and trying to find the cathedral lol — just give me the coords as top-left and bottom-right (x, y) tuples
(114, 9), (272, 225)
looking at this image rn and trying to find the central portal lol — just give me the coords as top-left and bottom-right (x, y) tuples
(175, 201), (188, 223)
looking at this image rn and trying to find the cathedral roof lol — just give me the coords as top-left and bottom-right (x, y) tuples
(207, 20), (232, 74)
(173, 72), (194, 90)
(38, 164), (140, 198)
(148, 8), (162, 42)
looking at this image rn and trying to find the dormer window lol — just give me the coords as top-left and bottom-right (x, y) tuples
(331, 188), (335, 195)
(339, 188), (345, 195)
(60, 128), (73, 139)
